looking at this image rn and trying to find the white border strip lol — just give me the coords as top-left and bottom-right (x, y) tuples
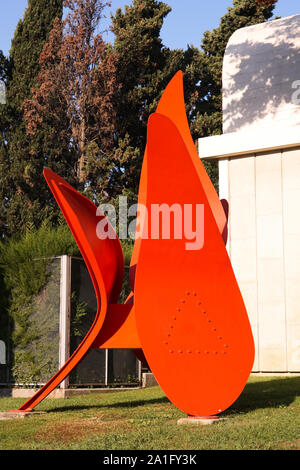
(59, 255), (71, 389)
(198, 127), (300, 160)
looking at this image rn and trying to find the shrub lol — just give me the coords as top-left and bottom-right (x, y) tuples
(0, 219), (133, 384)
(0, 220), (80, 384)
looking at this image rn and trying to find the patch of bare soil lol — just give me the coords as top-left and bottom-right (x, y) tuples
(276, 439), (300, 450)
(33, 417), (130, 444)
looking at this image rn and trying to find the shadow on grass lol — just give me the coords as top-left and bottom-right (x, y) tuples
(224, 377), (300, 415)
(47, 377), (300, 415)
(47, 396), (170, 413)
(0, 389), (14, 398)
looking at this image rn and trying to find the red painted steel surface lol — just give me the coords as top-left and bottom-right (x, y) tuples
(92, 304), (141, 349)
(134, 113), (255, 417)
(130, 72), (228, 291)
(14, 169), (125, 412)
(13, 71), (254, 416)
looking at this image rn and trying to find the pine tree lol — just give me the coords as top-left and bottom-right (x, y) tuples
(0, 0), (63, 238)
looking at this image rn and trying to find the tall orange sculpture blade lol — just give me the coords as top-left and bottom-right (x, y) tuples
(130, 71), (227, 290)
(156, 71), (227, 237)
(134, 113), (255, 417)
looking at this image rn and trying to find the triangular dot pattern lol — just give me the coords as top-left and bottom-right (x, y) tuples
(163, 291), (230, 356)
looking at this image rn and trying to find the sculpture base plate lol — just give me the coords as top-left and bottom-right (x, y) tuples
(177, 415), (223, 425)
(0, 410), (46, 420)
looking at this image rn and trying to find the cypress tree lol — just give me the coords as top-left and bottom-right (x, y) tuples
(0, 51), (8, 102)
(0, 0), (63, 238)
(0, 50), (10, 237)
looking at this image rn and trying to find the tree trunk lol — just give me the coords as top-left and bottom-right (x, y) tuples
(78, 119), (86, 183)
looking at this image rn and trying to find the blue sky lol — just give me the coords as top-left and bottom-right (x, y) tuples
(0, 0), (299, 56)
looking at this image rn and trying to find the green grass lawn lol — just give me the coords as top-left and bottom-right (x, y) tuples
(0, 376), (299, 450)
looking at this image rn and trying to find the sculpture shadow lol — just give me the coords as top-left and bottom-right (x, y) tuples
(47, 395), (170, 413)
(224, 376), (300, 415)
(45, 376), (299, 415)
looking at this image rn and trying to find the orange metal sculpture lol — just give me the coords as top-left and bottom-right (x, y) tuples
(11, 71), (254, 418)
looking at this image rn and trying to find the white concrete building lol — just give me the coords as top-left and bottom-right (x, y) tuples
(198, 15), (300, 374)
